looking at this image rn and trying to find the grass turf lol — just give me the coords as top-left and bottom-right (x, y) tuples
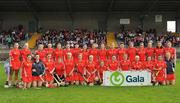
(0, 61), (180, 103)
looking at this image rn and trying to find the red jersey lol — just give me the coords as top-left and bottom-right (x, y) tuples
(98, 49), (107, 61)
(81, 49), (89, 62)
(127, 47), (137, 62)
(120, 60), (131, 71)
(144, 61), (154, 71)
(54, 49), (64, 61)
(155, 47), (165, 60)
(146, 47), (155, 58)
(21, 48), (31, 61)
(131, 61), (143, 70)
(44, 59), (55, 72)
(86, 62), (97, 74)
(55, 62), (65, 76)
(64, 49), (74, 60)
(73, 48), (81, 62)
(164, 47), (176, 59)
(22, 61), (32, 77)
(137, 48), (146, 61)
(107, 49), (117, 60)
(88, 49), (98, 61)
(35, 50), (46, 61)
(155, 61), (166, 78)
(76, 60), (86, 74)
(64, 59), (74, 74)
(117, 48), (127, 61)
(107, 60), (119, 71)
(9, 48), (21, 61)
(45, 48), (54, 55)
(97, 65), (107, 74)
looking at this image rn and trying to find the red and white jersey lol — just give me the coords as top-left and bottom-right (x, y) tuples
(137, 48), (146, 61)
(107, 49), (118, 60)
(9, 48), (21, 61)
(127, 47), (137, 62)
(55, 62), (65, 76)
(117, 48), (127, 62)
(86, 61), (97, 74)
(45, 48), (54, 56)
(107, 60), (119, 71)
(21, 48), (31, 61)
(73, 48), (81, 62)
(44, 59), (55, 72)
(35, 50), (46, 62)
(120, 60), (131, 71)
(146, 47), (155, 59)
(81, 49), (89, 62)
(75, 60), (86, 74)
(164, 47), (176, 59)
(54, 48), (64, 61)
(21, 60), (32, 77)
(88, 49), (98, 62)
(98, 49), (107, 61)
(131, 61), (143, 70)
(144, 61), (154, 71)
(154, 47), (165, 60)
(64, 59), (74, 74)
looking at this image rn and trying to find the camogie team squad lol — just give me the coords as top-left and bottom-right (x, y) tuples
(5, 41), (176, 89)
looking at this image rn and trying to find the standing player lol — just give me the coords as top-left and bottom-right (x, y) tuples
(9, 42), (21, 86)
(64, 53), (75, 85)
(154, 55), (166, 85)
(54, 43), (64, 61)
(146, 41), (155, 60)
(74, 53), (86, 85)
(155, 41), (165, 60)
(73, 44), (81, 62)
(127, 42), (137, 62)
(137, 42), (146, 62)
(98, 43), (107, 62)
(119, 54), (131, 71)
(165, 52), (175, 85)
(107, 56), (119, 71)
(117, 42), (127, 62)
(35, 44), (46, 62)
(85, 55), (98, 86)
(81, 44), (89, 62)
(21, 43), (31, 61)
(32, 54), (45, 88)
(21, 54), (33, 89)
(107, 42), (117, 60)
(164, 41), (176, 64)
(64, 44), (74, 60)
(44, 54), (55, 86)
(131, 55), (143, 70)
(89, 43), (98, 62)
(44, 43), (54, 58)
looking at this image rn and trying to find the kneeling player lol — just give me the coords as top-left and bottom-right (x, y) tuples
(74, 54), (86, 85)
(64, 53), (75, 85)
(21, 54), (33, 89)
(154, 56), (166, 85)
(97, 61), (107, 84)
(131, 55), (143, 70)
(85, 55), (98, 86)
(44, 54), (55, 87)
(54, 57), (66, 86)
(165, 52), (175, 85)
(107, 56), (119, 71)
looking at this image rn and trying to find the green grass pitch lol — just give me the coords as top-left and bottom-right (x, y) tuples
(0, 61), (180, 103)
